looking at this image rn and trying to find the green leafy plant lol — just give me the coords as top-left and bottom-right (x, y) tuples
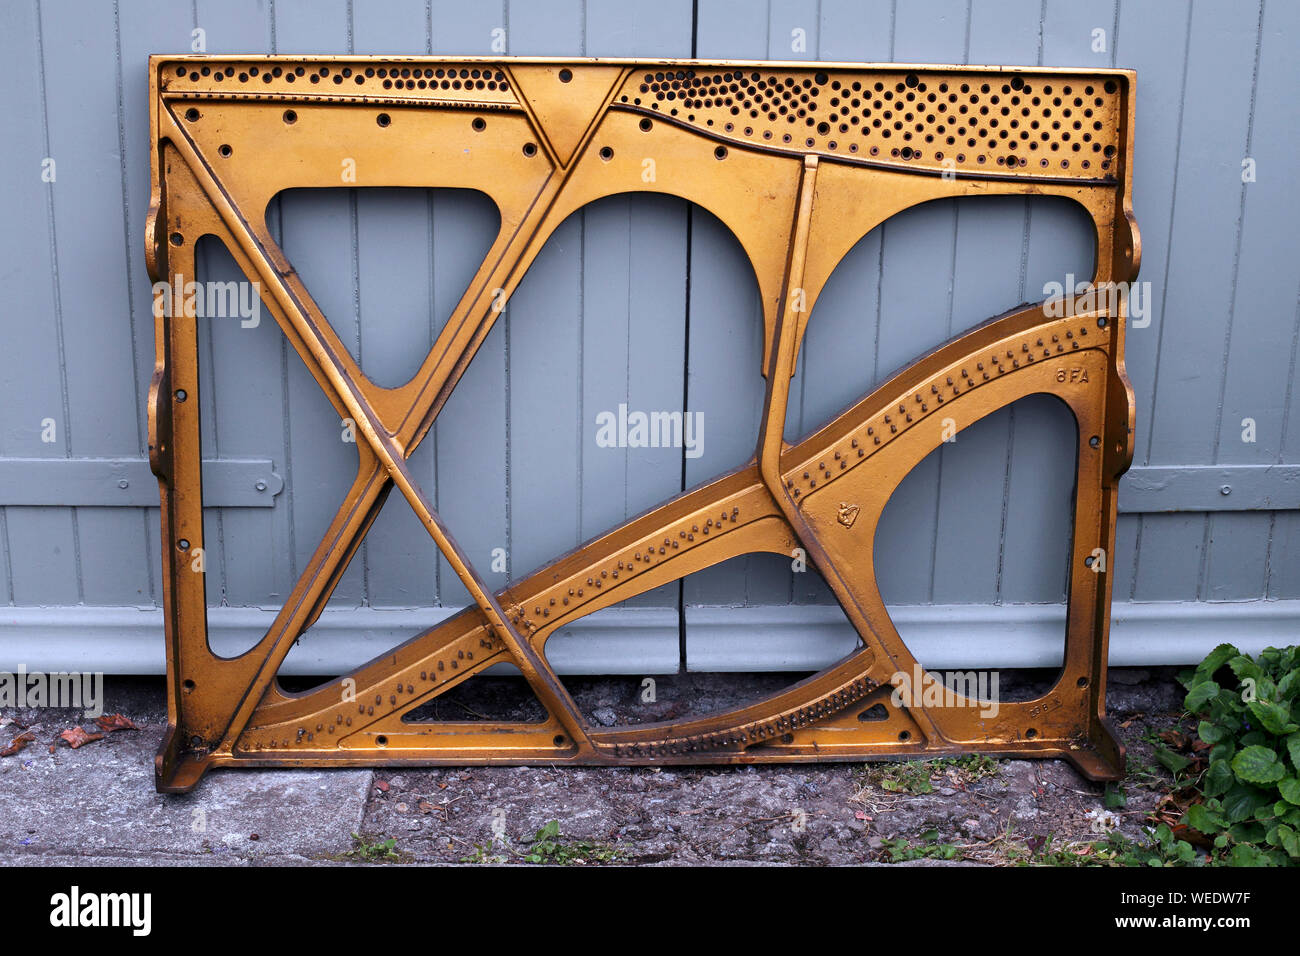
(1067, 827), (1198, 867)
(461, 820), (622, 865)
(877, 829), (962, 862)
(862, 755), (999, 797)
(991, 827), (1198, 867)
(460, 842), (509, 864)
(863, 760), (936, 794)
(937, 754), (1001, 781)
(345, 833), (403, 862)
(520, 820), (623, 865)
(1116, 825), (1202, 866)
(1124, 753), (1168, 791)
(1173, 643), (1300, 866)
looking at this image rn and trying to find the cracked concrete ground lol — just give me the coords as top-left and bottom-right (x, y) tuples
(0, 669), (1185, 866)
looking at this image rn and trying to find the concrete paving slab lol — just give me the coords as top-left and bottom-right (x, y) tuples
(0, 683), (371, 865)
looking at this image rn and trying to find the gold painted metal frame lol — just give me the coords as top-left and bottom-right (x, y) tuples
(147, 56), (1139, 793)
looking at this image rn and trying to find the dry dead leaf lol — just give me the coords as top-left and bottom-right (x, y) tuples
(0, 731), (36, 757)
(1172, 822), (1214, 849)
(1159, 729), (1190, 750)
(58, 727), (105, 749)
(94, 713), (139, 733)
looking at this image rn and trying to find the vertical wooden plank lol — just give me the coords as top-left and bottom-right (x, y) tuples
(817, 0), (895, 63)
(40, 6), (144, 488)
(865, 0), (969, 606)
(1026, 4), (1113, 292)
(33, 0), (145, 604)
(578, 196), (635, 554)
(586, 0), (693, 56)
(682, 202), (786, 609)
(582, 2), (692, 610)
(786, 0), (891, 448)
(353, 0), (427, 60)
(786, 0), (894, 605)
(684, 0), (801, 608)
(995, 1), (1113, 605)
(583, 196), (690, 610)
(1133, 0), (1262, 601)
(429, 0), (508, 606)
(502, 0), (588, 594)
(501, 0), (585, 576)
(1202, 512), (1272, 601)
(577, 188), (689, 609)
(1112, 0), (1190, 454)
(352, 0), (434, 399)
(1132, 512), (1203, 602)
(1040, 0), (1118, 67)
(36, 0), (149, 606)
(0, 0), (78, 605)
(507, 0), (584, 54)
(694, 0), (775, 57)
(424, 189), (503, 606)
(1272, 522), (1300, 601)
(1113, 513), (1140, 600)
(507, 202), (584, 581)
(1271, 353), (1300, 599)
(769, 0), (820, 61)
(936, 0), (1051, 607)
(1002, 223), (1098, 604)
(1271, 260), (1300, 600)
(967, 0), (1037, 66)
(1115, 0), (1190, 603)
(1204, 0), (1299, 601)
(265, 0), (368, 608)
(496, 1), (702, 613)
(1000, 393), (1080, 604)
(350, 0), (439, 608)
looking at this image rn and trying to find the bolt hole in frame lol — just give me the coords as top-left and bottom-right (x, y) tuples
(146, 56), (1138, 792)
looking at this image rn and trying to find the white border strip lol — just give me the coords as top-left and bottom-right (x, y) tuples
(0, 600), (1294, 674)
(687, 601), (1300, 670)
(0, 605), (679, 676)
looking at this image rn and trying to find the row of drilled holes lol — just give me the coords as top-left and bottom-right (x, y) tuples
(172, 62), (508, 92)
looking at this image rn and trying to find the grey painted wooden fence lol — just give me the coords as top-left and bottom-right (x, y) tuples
(1, 0), (1297, 676)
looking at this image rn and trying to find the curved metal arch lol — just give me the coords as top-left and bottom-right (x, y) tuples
(497, 183), (773, 353)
